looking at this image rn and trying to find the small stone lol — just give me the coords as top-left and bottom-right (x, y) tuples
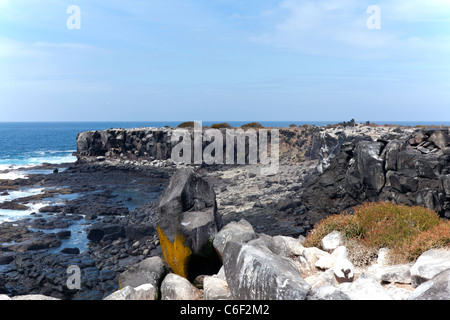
(160, 273), (202, 300)
(333, 258), (354, 283)
(377, 248), (390, 266)
(378, 264), (412, 284)
(60, 247), (80, 255)
(321, 231), (343, 252)
(203, 276), (232, 300)
(307, 285), (350, 300)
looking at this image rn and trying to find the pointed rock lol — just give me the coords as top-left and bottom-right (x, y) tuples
(157, 168), (223, 280)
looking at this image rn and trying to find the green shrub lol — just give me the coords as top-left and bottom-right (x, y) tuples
(211, 123), (233, 129)
(177, 121), (197, 128)
(303, 201), (449, 263)
(241, 122), (264, 129)
(396, 221), (450, 263)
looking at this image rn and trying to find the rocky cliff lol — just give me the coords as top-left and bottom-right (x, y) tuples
(300, 127), (450, 221)
(75, 123), (414, 166)
(76, 127), (174, 161)
(76, 124), (450, 222)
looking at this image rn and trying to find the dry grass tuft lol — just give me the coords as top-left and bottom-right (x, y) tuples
(303, 201), (450, 264)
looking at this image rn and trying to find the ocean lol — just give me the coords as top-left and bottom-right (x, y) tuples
(1, 120), (450, 170)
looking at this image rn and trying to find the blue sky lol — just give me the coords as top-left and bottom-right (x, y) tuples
(0, 0), (449, 122)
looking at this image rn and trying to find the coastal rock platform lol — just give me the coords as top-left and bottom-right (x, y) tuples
(0, 122), (449, 299)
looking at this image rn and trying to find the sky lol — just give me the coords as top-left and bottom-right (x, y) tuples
(0, 0), (449, 122)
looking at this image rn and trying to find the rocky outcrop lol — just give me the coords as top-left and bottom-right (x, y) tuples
(104, 283), (157, 300)
(76, 128), (174, 160)
(160, 273), (202, 300)
(156, 168), (223, 280)
(301, 128), (450, 223)
(75, 124), (450, 222)
(407, 268), (450, 300)
(3, 123), (449, 301)
(102, 223), (450, 300)
(75, 124), (406, 166)
(118, 256), (169, 290)
(409, 249), (450, 287)
(222, 241), (311, 300)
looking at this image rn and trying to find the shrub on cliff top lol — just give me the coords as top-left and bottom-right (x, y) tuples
(303, 201), (450, 264)
(241, 122), (264, 129)
(211, 123), (233, 129)
(177, 121), (197, 128)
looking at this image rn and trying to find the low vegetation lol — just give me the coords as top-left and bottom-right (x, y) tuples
(241, 122), (264, 129)
(303, 201), (450, 264)
(211, 123), (233, 129)
(177, 121), (197, 128)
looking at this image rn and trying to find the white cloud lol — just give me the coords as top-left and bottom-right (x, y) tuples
(385, 0), (450, 22)
(33, 42), (94, 50)
(0, 37), (95, 61)
(251, 0), (450, 60)
(0, 37), (31, 58)
(251, 0), (393, 59)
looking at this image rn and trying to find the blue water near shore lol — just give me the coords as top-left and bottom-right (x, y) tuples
(1, 120), (449, 169)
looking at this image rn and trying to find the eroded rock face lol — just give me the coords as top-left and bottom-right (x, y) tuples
(301, 129), (450, 222)
(76, 128), (173, 160)
(157, 168), (222, 280)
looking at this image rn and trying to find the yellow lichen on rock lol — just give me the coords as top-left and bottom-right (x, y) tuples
(157, 226), (192, 278)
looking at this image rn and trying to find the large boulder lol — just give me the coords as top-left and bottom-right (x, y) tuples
(222, 241), (311, 300)
(118, 256), (169, 289)
(376, 263), (412, 284)
(407, 268), (450, 300)
(338, 273), (393, 300)
(307, 285), (350, 300)
(157, 168), (223, 280)
(429, 130), (449, 149)
(267, 235), (304, 257)
(160, 273), (202, 300)
(203, 276), (232, 300)
(104, 284), (157, 300)
(321, 230), (343, 252)
(212, 219), (257, 257)
(410, 249), (450, 287)
(87, 224), (125, 242)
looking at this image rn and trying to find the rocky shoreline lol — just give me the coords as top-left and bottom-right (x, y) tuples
(0, 161), (172, 299)
(0, 122), (449, 300)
